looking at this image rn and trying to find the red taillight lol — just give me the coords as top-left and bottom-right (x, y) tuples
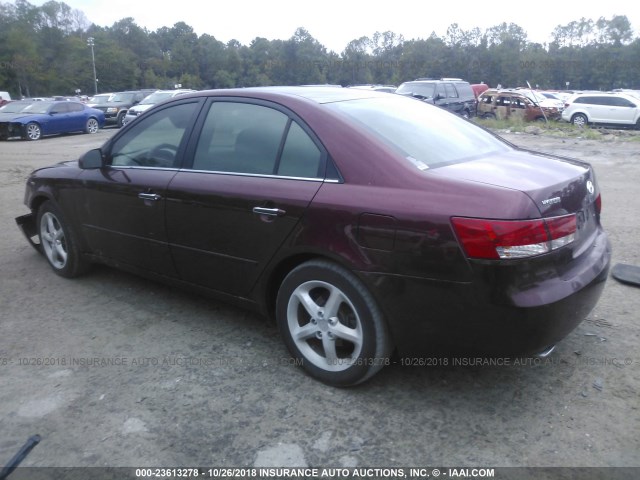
(451, 214), (577, 260)
(595, 194), (602, 215)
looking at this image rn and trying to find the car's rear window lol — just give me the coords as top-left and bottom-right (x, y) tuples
(327, 96), (510, 168)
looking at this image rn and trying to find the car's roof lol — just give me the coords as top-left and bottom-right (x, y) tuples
(186, 86), (387, 104)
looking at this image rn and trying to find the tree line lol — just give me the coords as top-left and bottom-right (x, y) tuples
(1, 0), (638, 98)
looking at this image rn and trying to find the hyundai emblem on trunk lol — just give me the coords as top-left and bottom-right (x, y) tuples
(586, 180), (595, 195)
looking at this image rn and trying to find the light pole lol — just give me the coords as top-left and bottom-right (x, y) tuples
(87, 37), (98, 95)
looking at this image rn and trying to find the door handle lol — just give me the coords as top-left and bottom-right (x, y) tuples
(252, 207), (286, 217)
(138, 192), (161, 201)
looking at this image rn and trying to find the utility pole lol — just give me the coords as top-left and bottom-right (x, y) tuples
(87, 37), (98, 95)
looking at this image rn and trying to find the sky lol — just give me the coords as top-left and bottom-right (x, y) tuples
(29, 0), (638, 52)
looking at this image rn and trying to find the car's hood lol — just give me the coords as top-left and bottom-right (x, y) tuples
(128, 104), (153, 114)
(430, 148), (594, 217)
(0, 112), (37, 122)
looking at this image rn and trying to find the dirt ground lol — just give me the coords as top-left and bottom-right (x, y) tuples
(0, 127), (638, 473)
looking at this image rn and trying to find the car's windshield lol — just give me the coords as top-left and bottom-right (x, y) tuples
(328, 96), (510, 168)
(89, 94), (112, 103)
(140, 92), (173, 105)
(0, 102), (33, 113)
(110, 93), (135, 103)
(396, 82), (436, 99)
(21, 102), (55, 114)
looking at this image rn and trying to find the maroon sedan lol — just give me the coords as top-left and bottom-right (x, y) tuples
(16, 87), (610, 386)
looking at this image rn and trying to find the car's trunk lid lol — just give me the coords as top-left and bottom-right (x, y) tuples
(431, 148), (601, 254)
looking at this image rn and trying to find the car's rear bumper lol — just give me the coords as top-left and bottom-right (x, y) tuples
(359, 228), (611, 358)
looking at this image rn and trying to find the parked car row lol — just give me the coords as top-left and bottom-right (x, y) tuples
(0, 88), (199, 140)
(122, 89), (196, 126)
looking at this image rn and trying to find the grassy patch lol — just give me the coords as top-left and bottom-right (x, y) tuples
(474, 117), (638, 141)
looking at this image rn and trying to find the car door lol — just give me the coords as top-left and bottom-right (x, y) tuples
(66, 102), (87, 132)
(165, 99), (326, 296)
(77, 99), (202, 275)
(46, 102), (72, 135)
(444, 83), (461, 113)
(585, 97), (607, 123)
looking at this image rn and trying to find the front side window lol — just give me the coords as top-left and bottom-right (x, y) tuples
(109, 102), (197, 168)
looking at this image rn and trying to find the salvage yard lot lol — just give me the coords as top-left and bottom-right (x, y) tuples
(0, 128), (638, 469)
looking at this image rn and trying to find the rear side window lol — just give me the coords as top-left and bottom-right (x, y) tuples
(444, 83), (458, 98)
(278, 122), (322, 178)
(454, 83), (474, 99)
(193, 102), (288, 174)
(192, 102), (323, 178)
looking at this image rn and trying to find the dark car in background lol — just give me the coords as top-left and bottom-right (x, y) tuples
(0, 100), (104, 140)
(396, 78), (477, 118)
(16, 87), (610, 385)
(89, 90), (155, 127)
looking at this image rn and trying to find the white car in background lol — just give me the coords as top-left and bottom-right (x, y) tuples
(562, 91), (640, 128)
(122, 89), (196, 125)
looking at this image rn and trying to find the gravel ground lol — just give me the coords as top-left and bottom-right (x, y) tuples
(0, 127), (638, 474)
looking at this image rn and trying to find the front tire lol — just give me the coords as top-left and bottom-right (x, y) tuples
(85, 117), (99, 134)
(24, 122), (41, 140)
(37, 201), (89, 278)
(276, 260), (392, 386)
(117, 112), (126, 128)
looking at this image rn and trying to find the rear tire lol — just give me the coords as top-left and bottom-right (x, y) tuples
(37, 201), (90, 278)
(276, 260), (392, 386)
(85, 117), (99, 134)
(571, 113), (588, 127)
(483, 112), (496, 120)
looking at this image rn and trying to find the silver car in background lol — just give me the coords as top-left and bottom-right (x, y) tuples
(122, 89), (196, 125)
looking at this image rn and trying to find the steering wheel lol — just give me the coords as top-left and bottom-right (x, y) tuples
(148, 143), (179, 167)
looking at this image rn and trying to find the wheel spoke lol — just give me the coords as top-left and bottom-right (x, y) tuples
(55, 243), (67, 263)
(47, 215), (56, 235)
(322, 285), (344, 318)
(294, 287), (320, 318)
(330, 323), (362, 348)
(322, 335), (338, 364)
(292, 322), (317, 341)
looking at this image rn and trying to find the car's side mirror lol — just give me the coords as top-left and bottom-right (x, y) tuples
(79, 148), (105, 169)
